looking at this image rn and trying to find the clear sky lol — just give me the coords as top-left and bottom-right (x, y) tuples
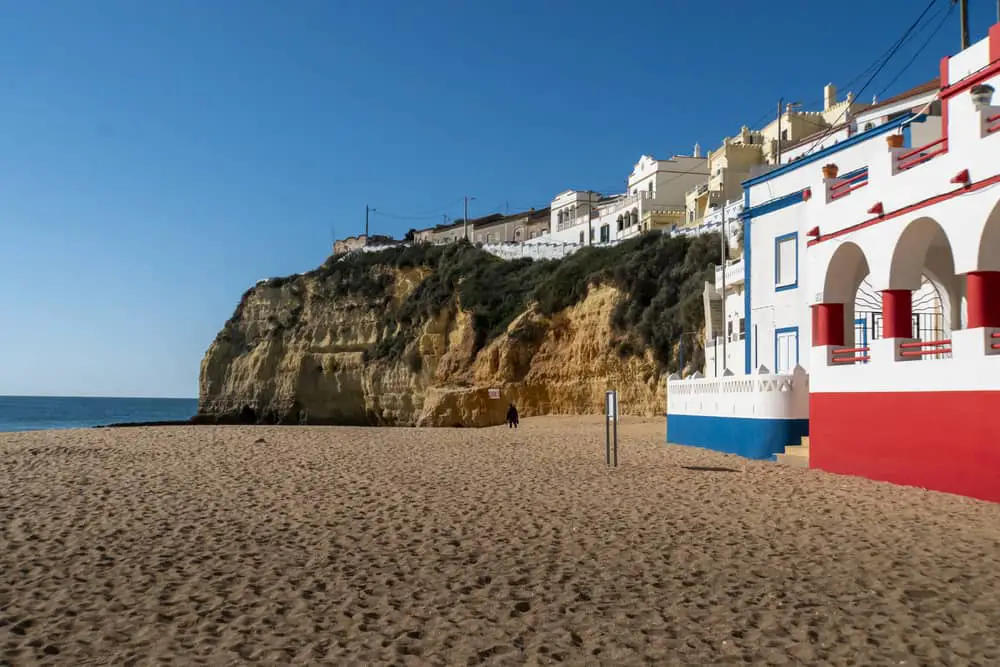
(0, 0), (996, 399)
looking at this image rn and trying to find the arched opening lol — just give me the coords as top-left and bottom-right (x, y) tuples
(617, 215), (624, 231)
(978, 199), (1000, 272)
(823, 241), (870, 351)
(885, 216), (959, 359)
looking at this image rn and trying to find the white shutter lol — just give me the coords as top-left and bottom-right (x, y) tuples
(776, 331), (797, 373)
(777, 237), (797, 287)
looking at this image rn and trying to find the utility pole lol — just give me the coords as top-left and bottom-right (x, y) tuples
(364, 205), (371, 245)
(720, 205), (727, 372)
(956, 0), (969, 50)
(776, 98), (783, 165)
(463, 196), (475, 241)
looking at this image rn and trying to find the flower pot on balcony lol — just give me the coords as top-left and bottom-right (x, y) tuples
(821, 164), (839, 179)
(971, 83), (995, 108)
(886, 134), (905, 149)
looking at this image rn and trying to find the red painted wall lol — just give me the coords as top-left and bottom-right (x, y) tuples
(811, 392), (1000, 503)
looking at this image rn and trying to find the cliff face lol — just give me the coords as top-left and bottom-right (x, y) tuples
(198, 276), (663, 428)
(199, 236), (718, 427)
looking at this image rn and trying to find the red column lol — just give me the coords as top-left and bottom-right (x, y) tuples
(966, 271), (1000, 328)
(882, 290), (913, 338)
(811, 303), (845, 346)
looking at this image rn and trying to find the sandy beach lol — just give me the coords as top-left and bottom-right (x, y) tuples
(2, 417), (1000, 666)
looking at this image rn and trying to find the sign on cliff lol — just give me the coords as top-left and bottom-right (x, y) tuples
(488, 388), (501, 400)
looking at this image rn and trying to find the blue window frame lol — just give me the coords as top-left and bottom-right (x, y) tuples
(774, 232), (798, 292)
(774, 326), (799, 374)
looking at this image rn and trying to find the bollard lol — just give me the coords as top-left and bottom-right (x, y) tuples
(605, 389), (619, 467)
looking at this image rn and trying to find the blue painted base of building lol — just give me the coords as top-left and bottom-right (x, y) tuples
(666, 413), (810, 460)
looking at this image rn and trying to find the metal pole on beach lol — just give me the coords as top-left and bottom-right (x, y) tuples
(605, 407), (611, 466)
(613, 391), (618, 468)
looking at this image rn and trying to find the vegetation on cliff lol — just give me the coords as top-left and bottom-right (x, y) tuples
(234, 232), (721, 373)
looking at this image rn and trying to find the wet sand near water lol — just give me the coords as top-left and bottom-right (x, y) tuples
(2, 416), (1000, 666)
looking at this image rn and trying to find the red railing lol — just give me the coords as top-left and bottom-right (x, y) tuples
(896, 138), (948, 171)
(829, 169), (869, 200)
(899, 339), (952, 358)
(831, 346), (870, 364)
(987, 113), (1000, 135)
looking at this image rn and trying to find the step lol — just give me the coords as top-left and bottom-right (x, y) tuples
(783, 443), (809, 456)
(775, 452), (810, 468)
(800, 436), (810, 448)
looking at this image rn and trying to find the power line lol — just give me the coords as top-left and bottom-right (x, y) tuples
(874, 1), (955, 100)
(797, 0), (943, 159)
(366, 1), (947, 234)
(370, 197), (466, 220)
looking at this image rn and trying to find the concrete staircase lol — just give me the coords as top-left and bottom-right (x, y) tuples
(775, 436), (810, 468)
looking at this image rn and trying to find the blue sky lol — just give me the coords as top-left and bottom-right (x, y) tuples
(0, 0), (995, 398)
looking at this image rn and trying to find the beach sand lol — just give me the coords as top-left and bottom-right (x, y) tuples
(2, 417), (1000, 666)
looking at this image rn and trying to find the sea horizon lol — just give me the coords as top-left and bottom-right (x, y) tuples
(0, 395), (199, 433)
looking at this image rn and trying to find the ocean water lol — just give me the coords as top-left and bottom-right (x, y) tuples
(0, 396), (199, 433)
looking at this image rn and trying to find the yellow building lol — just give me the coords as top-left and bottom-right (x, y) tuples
(683, 83), (871, 228)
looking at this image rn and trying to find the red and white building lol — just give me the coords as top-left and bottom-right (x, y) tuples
(668, 23), (1000, 503)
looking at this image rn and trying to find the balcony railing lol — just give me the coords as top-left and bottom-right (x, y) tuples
(895, 138), (948, 172)
(831, 346), (870, 365)
(714, 258), (745, 291)
(829, 167), (869, 200)
(899, 338), (952, 360)
(987, 112), (1000, 135)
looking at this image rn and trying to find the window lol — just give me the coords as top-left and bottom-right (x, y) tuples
(600, 224), (610, 243)
(774, 327), (799, 374)
(579, 231), (584, 243)
(738, 317), (746, 340)
(774, 232), (798, 291)
(863, 122), (874, 131)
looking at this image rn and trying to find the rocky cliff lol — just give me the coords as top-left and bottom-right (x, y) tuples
(197, 235), (719, 427)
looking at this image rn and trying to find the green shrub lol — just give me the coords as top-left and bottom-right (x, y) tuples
(233, 232), (721, 373)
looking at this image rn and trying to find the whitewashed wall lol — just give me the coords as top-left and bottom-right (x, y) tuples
(666, 365), (810, 420)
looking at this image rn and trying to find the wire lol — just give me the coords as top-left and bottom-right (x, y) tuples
(796, 0), (943, 159)
(369, 0), (946, 233)
(873, 1), (955, 100)
(370, 197), (467, 221)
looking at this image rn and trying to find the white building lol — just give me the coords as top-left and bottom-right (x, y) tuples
(699, 198), (748, 376)
(668, 22), (1000, 503)
(546, 153), (708, 245)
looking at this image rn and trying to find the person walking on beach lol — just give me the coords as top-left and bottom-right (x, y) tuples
(506, 403), (519, 429)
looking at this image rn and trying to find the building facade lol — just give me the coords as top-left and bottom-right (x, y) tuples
(547, 154), (709, 245)
(668, 23), (1000, 503)
(684, 85), (872, 229)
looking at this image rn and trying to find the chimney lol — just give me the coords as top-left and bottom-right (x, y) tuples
(693, 143), (702, 158)
(824, 83), (837, 111)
